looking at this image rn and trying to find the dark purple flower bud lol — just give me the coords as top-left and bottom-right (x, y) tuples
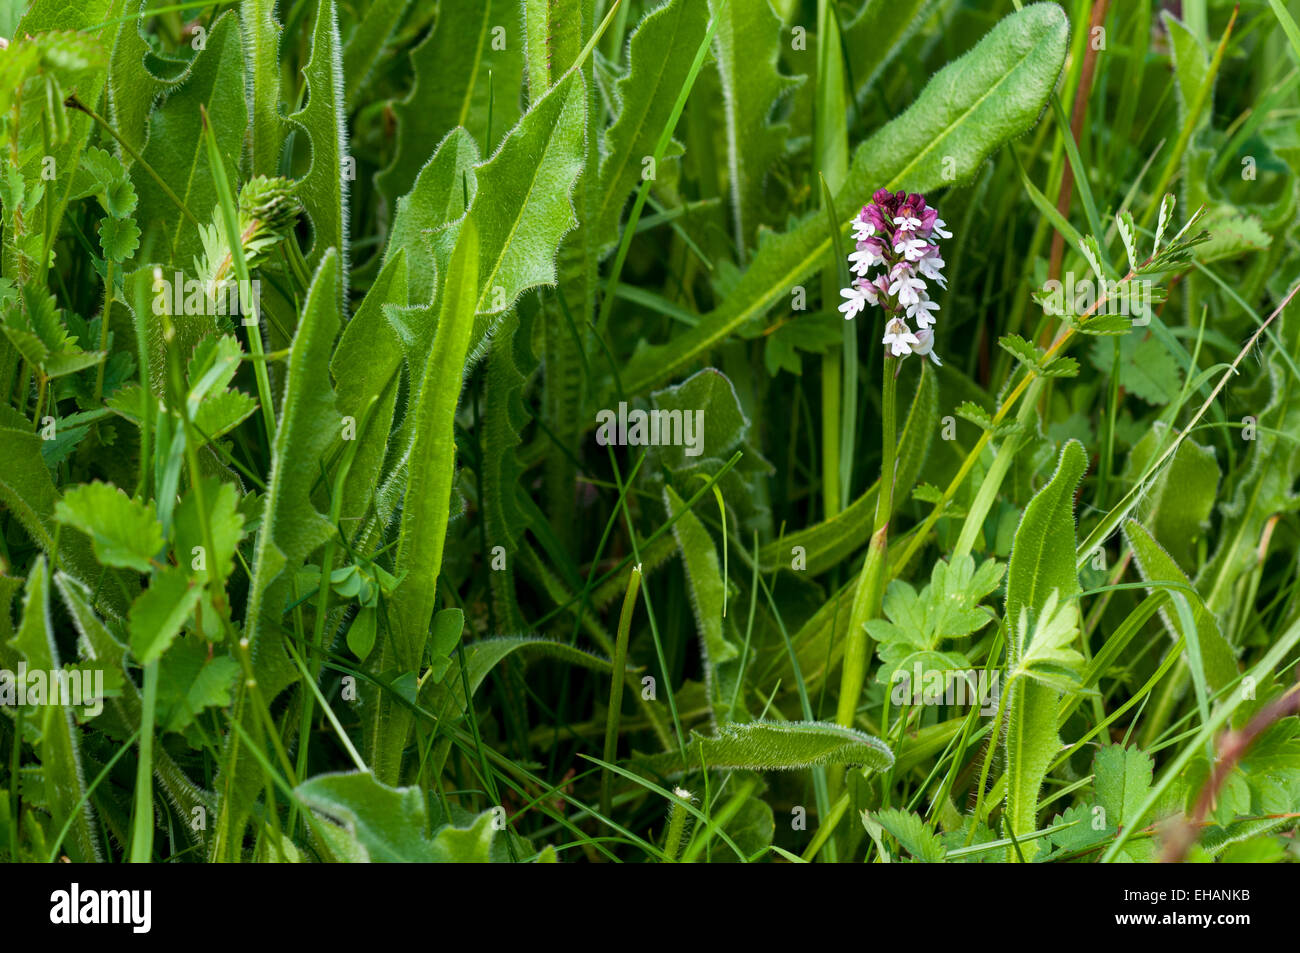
(865, 203), (889, 232)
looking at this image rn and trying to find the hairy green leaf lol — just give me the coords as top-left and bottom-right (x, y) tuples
(595, 0), (710, 254)
(132, 11), (245, 265)
(54, 481), (162, 574)
(1124, 519), (1237, 693)
(376, 0), (523, 210)
(640, 720), (893, 775)
(8, 557), (100, 861)
(1003, 438), (1087, 860)
(289, 0), (349, 286)
(664, 483), (737, 714)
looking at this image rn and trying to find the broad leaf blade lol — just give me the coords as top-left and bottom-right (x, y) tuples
(639, 720), (894, 775)
(1003, 438), (1087, 860)
(288, 0), (349, 288)
(9, 557), (100, 861)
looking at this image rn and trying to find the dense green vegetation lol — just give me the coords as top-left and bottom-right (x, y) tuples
(0, 0), (1298, 863)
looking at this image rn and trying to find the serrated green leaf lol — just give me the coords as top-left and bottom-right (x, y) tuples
(1124, 336), (1182, 404)
(1195, 208), (1271, 263)
(288, 0), (348, 287)
(1089, 333), (1182, 405)
(156, 638), (239, 733)
(1039, 356), (1079, 378)
(1122, 422), (1220, 570)
(709, 0), (804, 258)
(375, 0), (522, 211)
(1072, 313), (1132, 335)
(1094, 743), (1154, 833)
(382, 128), (478, 308)
(1011, 590), (1085, 691)
(1154, 193), (1176, 251)
(54, 481), (163, 573)
(173, 477), (246, 592)
(998, 333), (1040, 367)
(1116, 210), (1138, 271)
(457, 68), (588, 331)
(955, 399), (993, 429)
(128, 566), (201, 664)
(192, 388), (258, 441)
(873, 806), (947, 862)
(98, 216), (140, 262)
(132, 11), (245, 265)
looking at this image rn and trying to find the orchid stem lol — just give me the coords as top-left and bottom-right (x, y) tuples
(836, 353), (899, 728)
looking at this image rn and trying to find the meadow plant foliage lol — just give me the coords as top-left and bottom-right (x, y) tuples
(1, 0), (1299, 865)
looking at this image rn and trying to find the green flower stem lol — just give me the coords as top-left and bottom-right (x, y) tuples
(836, 353), (898, 729)
(821, 354), (841, 519)
(30, 372), (47, 431)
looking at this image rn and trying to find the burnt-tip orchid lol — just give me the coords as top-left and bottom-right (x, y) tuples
(838, 189), (948, 364)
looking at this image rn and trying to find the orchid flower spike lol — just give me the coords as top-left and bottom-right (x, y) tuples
(838, 189), (948, 366)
